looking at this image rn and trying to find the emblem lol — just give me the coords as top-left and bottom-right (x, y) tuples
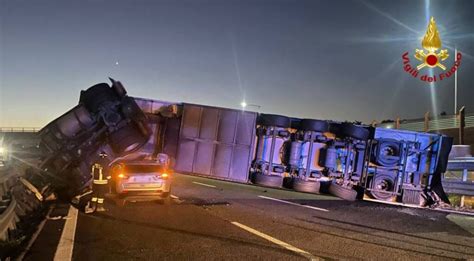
(414, 17), (449, 70)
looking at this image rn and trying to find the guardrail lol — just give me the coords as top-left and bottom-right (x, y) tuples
(0, 198), (18, 240)
(378, 111), (474, 132)
(443, 181), (474, 196)
(444, 158), (474, 198)
(0, 127), (41, 133)
(0, 168), (18, 241)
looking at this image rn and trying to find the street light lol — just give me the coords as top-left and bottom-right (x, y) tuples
(240, 101), (261, 110)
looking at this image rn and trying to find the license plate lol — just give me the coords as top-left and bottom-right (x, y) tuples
(132, 176), (152, 182)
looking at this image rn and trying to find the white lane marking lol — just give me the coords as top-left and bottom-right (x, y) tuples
(170, 194), (179, 199)
(192, 181), (217, 188)
(54, 205), (78, 261)
(258, 195), (329, 212)
(231, 221), (320, 260)
(16, 207), (53, 260)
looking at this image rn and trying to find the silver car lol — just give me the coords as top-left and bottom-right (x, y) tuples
(112, 160), (172, 202)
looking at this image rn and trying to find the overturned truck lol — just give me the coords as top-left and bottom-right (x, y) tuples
(36, 80), (453, 208)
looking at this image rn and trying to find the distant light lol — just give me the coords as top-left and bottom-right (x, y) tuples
(0, 147), (4, 154)
(115, 61), (119, 65)
(240, 101), (247, 108)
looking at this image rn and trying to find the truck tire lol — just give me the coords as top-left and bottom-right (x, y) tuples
(329, 122), (344, 137)
(108, 124), (148, 154)
(340, 123), (370, 141)
(373, 139), (401, 167)
(79, 83), (118, 113)
(290, 119), (301, 130)
(282, 176), (294, 189)
(299, 119), (329, 132)
(259, 114), (291, 128)
(292, 179), (321, 193)
(367, 174), (396, 201)
(252, 173), (283, 188)
(328, 181), (360, 201)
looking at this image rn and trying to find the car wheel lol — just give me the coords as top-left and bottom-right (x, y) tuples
(299, 119), (329, 132)
(79, 83), (118, 113)
(160, 192), (171, 205)
(292, 179), (321, 193)
(115, 196), (127, 207)
(340, 123), (370, 141)
(258, 114), (291, 128)
(328, 181), (360, 201)
(252, 173), (283, 188)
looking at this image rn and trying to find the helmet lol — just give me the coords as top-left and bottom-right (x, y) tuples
(99, 151), (108, 158)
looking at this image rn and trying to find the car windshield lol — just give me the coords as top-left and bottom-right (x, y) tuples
(124, 164), (164, 173)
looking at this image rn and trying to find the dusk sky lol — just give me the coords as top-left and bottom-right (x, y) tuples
(1, 0), (473, 127)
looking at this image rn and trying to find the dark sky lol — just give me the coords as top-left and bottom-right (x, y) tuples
(1, 0), (473, 127)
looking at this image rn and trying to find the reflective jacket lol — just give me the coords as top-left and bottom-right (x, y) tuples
(92, 163), (109, 185)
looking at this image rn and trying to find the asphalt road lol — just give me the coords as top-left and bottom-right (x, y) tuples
(24, 174), (474, 260)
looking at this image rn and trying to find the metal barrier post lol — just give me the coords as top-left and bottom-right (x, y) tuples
(268, 127), (276, 175)
(424, 112), (430, 132)
(460, 168), (469, 207)
(459, 106), (465, 145)
(305, 131), (315, 180)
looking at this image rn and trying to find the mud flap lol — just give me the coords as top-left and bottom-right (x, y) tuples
(429, 136), (453, 204)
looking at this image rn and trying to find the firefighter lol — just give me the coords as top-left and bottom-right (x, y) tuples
(86, 151), (110, 213)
